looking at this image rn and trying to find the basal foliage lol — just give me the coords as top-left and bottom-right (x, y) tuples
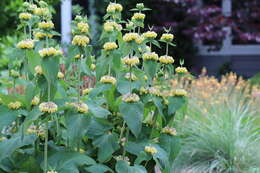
(0, 1), (190, 173)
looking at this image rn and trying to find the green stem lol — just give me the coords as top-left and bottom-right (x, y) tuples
(13, 78), (16, 94)
(77, 60), (81, 103)
(129, 66), (132, 93)
(48, 82), (51, 102)
(44, 121), (48, 173)
(119, 121), (126, 144)
(166, 43), (169, 56)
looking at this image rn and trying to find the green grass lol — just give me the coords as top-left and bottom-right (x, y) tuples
(173, 97), (260, 173)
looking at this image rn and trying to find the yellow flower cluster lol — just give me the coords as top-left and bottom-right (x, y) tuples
(140, 87), (149, 95)
(83, 88), (93, 95)
(115, 155), (130, 165)
(132, 13), (146, 21)
(31, 96), (40, 106)
(35, 65), (43, 75)
(10, 70), (20, 78)
(19, 12), (32, 20)
(90, 64), (96, 70)
(33, 8), (50, 16)
(142, 52), (159, 61)
(39, 102), (58, 114)
(17, 40), (34, 49)
(148, 87), (161, 97)
(161, 126), (177, 136)
(159, 55), (174, 64)
(175, 67), (188, 74)
(144, 146), (157, 155)
(122, 56), (140, 66)
(103, 42), (118, 51)
(172, 89), (188, 97)
(27, 125), (45, 138)
(34, 32), (53, 40)
(125, 73), (138, 81)
(104, 21), (122, 32)
(39, 47), (62, 57)
(77, 22), (89, 33)
(57, 72), (64, 79)
(74, 54), (83, 59)
(72, 35), (90, 47)
(123, 33), (140, 43)
(67, 102), (89, 113)
(38, 21), (54, 29)
(106, 3), (123, 13)
(161, 33), (174, 42)
(122, 93), (140, 103)
(100, 75), (117, 85)
(8, 101), (22, 110)
(142, 31), (157, 39)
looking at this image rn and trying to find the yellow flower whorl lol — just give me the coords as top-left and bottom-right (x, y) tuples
(144, 146), (157, 155)
(142, 52), (159, 61)
(161, 126), (177, 136)
(161, 33), (174, 42)
(31, 96), (40, 106)
(38, 21), (54, 29)
(67, 102), (89, 113)
(77, 22), (89, 33)
(103, 42), (118, 51)
(8, 101), (22, 110)
(57, 72), (64, 79)
(122, 93), (140, 103)
(35, 65), (43, 75)
(106, 3), (123, 13)
(172, 89), (188, 97)
(100, 75), (117, 85)
(39, 102), (58, 114)
(39, 47), (62, 57)
(159, 55), (174, 64)
(72, 35), (90, 47)
(132, 13), (146, 21)
(122, 56), (140, 66)
(19, 12), (32, 20)
(143, 31), (157, 39)
(17, 40), (34, 49)
(33, 7), (50, 16)
(124, 73), (138, 81)
(83, 88), (93, 95)
(175, 67), (188, 74)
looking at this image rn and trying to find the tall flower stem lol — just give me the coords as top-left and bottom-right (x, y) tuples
(44, 121), (48, 173)
(77, 59), (81, 103)
(166, 43), (169, 56)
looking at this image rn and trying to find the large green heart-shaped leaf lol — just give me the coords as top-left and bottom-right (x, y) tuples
(159, 134), (181, 164)
(119, 102), (144, 138)
(86, 117), (113, 138)
(115, 160), (147, 173)
(85, 164), (114, 173)
(46, 151), (96, 173)
(86, 100), (111, 118)
(41, 56), (59, 84)
(0, 106), (19, 132)
(64, 113), (91, 147)
(143, 60), (158, 80)
(0, 134), (37, 162)
(93, 133), (120, 163)
(168, 96), (186, 115)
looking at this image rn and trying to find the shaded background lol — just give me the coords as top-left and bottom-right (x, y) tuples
(0, 0), (260, 78)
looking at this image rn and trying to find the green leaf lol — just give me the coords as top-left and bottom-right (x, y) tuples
(86, 100), (111, 118)
(119, 102), (144, 138)
(64, 113), (91, 147)
(89, 84), (112, 98)
(159, 134), (181, 163)
(41, 57), (59, 84)
(85, 164), (114, 173)
(86, 117), (113, 137)
(0, 106), (18, 132)
(144, 61), (158, 80)
(168, 96), (186, 115)
(46, 151), (96, 173)
(115, 160), (147, 173)
(152, 97), (164, 119)
(93, 133), (120, 163)
(0, 134), (37, 162)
